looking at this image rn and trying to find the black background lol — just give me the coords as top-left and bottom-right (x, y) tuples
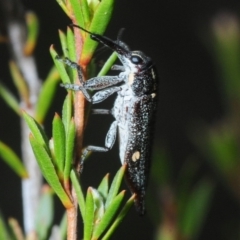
(1, 0), (240, 239)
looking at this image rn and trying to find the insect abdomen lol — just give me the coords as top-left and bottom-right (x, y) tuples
(124, 94), (157, 215)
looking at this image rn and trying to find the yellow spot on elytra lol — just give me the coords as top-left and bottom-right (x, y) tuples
(132, 151), (140, 162)
(128, 73), (134, 85)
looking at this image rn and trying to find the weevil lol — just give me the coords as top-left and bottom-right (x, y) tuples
(57, 25), (158, 215)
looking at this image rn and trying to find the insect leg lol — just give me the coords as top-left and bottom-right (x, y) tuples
(81, 120), (118, 163)
(91, 86), (121, 104)
(56, 56), (125, 102)
(56, 56), (84, 84)
(92, 109), (112, 114)
(83, 76), (124, 90)
(111, 65), (125, 71)
(56, 56), (125, 89)
(60, 83), (92, 102)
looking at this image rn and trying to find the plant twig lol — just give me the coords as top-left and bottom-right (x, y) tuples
(66, 17), (86, 240)
(0, 0), (42, 235)
(67, 188), (78, 240)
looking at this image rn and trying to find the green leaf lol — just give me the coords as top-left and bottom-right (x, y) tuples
(50, 45), (71, 84)
(84, 187), (95, 240)
(92, 190), (125, 239)
(97, 173), (109, 201)
(88, 0), (101, 15)
(0, 82), (21, 116)
(56, 0), (70, 17)
(29, 134), (73, 209)
(92, 188), (105, 224)
(180, 179), (214, 239)
(53, 113), (66, 174)
(49, 138), (56, 163)
(0, 141), (28, 178)
(69, 0), (90, 29)
(105, 165), (126, 209)
(35, 186), (54, 240)
(97, 52), (118, 77)
(58, 29), (69, 58)
(22, 111), (49, 152)
(24, 11), (39, 55)
(35, 66), (60, 123)
(89, 0), (115, 34)
(0, 212), (11, 240)
(62, 92), (73, 133)
(102, 194), (135, 240)
(67, 26), (76, 62)
(64, 118), (75, 182)
(9, 61), (30, 106)
(81, 0), (115, 64)
(70, 170), (86, 218)
(66, 26), (77, 82)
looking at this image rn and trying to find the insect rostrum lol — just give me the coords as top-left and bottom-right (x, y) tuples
(57, 25), (158, 216)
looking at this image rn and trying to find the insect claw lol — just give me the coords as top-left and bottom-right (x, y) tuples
(55, 55), (60, 60)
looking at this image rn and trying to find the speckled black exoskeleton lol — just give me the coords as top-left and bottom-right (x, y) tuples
(57, 24), (158, 215)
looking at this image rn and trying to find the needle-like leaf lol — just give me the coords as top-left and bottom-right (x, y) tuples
(97, 173), (109, 201)
(84, 187), (95, 240)
(105, 164), (126, 209)
(0, 141), (28, 178)
(29, 134), (73, 209)
(52, 113), (66, 174)
(64, 118), (75, 183)
(35, 67), (60, 123)
(80, 0), (115, 65)
(70, 170), (86, 218)
(102, 194), (135, 240)
(24, 11), (39, 56)
(92, 190), (126, 239)
(22, 111), (49, 151)
(50, 45), (71, 84)
(0, 83), (21, 116)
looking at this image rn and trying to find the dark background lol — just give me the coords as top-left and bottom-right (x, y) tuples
(1, 0), (240, 239)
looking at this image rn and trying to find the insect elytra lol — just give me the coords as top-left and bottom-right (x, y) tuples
(57, 24), (158, 215)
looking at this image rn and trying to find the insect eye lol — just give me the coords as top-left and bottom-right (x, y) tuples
(131, 55), (143, 64)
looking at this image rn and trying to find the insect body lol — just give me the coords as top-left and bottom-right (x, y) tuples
(58, 25), (158, 215)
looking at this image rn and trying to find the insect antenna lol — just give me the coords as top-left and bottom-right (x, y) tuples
(70, 23), (92, 34)
(116, 28), (125, 44)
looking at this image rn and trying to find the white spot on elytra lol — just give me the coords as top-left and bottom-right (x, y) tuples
(151, 68), (156, 79)
(151, 93), (156, 98)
